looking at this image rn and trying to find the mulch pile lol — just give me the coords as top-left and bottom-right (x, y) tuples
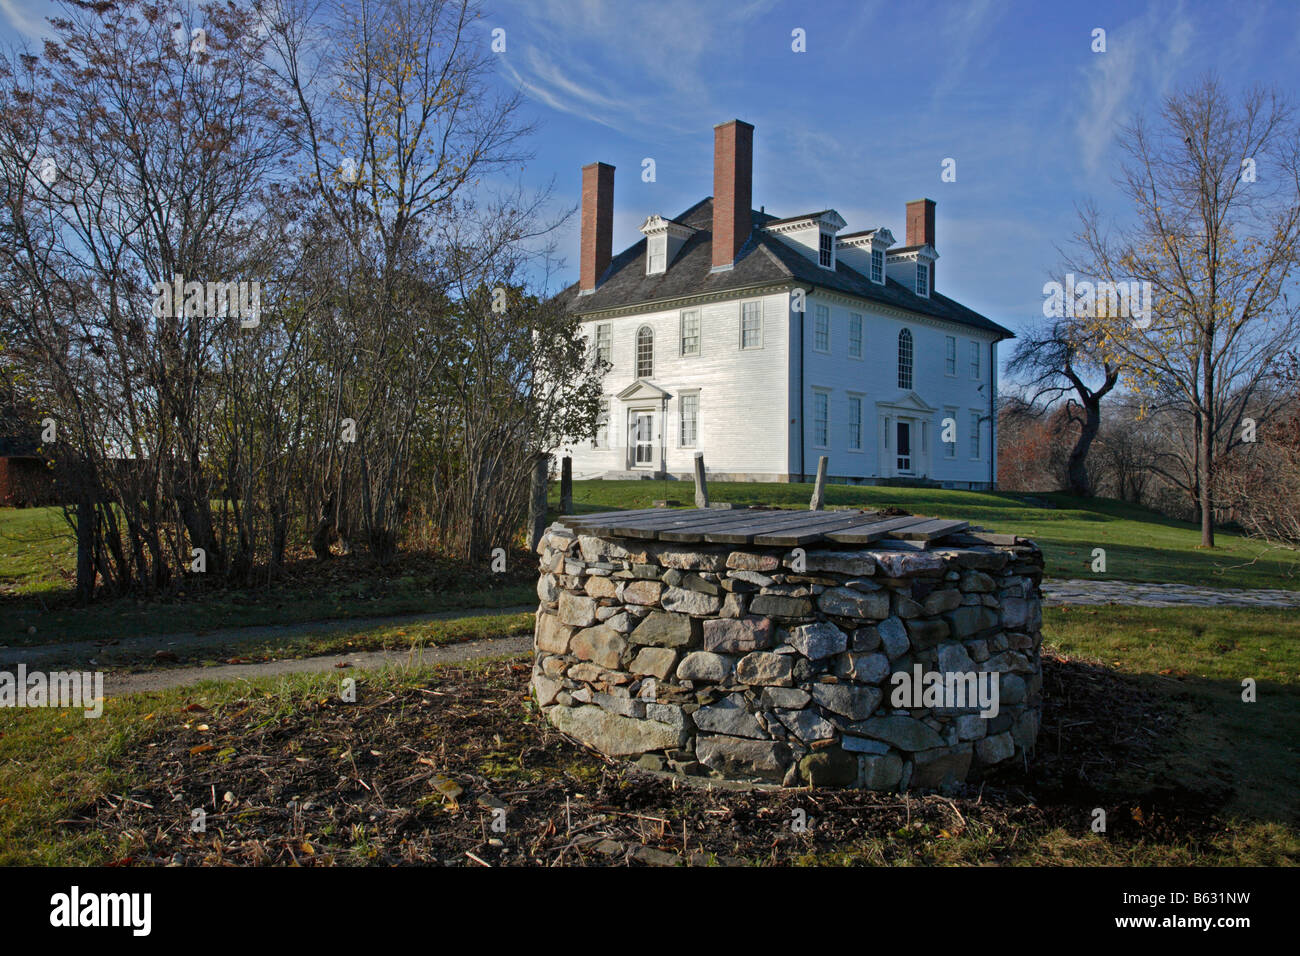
(75, 653), (1235, 866)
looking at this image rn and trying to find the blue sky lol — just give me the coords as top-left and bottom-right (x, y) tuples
(5, 0), (1299, 358)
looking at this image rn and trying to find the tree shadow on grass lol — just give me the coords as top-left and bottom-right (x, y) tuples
(993, 653), (1299, 837)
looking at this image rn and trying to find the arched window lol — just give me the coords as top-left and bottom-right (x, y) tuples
(898, 328), (913, 389)
(636, 326), (654, 379)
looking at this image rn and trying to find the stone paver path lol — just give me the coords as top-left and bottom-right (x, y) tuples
(1043, 579), (1300, 608)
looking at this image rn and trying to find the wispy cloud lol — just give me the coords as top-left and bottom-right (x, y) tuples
(0, 0), (51, 40)
(930, 0), (1005, 104)
(1075, 3), (1195, 178)
(492, 0), (779, 136)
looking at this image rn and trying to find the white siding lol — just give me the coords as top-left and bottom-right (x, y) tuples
(792, 292), (996, 485)
(557, 288), (998, 487)
(559, 291), (792, 478)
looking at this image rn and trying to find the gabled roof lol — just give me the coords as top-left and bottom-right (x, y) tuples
(563, 198), (1013, 339)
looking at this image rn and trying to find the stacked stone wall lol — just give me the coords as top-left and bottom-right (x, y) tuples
(532, 523), (1044, 789)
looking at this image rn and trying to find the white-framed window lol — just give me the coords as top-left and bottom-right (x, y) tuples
(595, 323), (611, 365)
(679, 392), (699, 447)
(813, 390), (829, 447)
(740, 300), (762, 349)
(916, 262), (929, 296)
(847, 395), (863, 450)
(871, 248), (884, 283)
(680, 310), (700, 356)
(943, 407), (957, 459)
(945, 336), (956, 376)
(969, 411), (981, 458)
(814, 304), (830, 352)
(636, 326), (654, 379)
(647, 234), (666, 275)
(884, 415), (891, 450)
(593, 397), (610, 448)
(848, 313), (863, 358)
(969, 341), (981, 379)
(819, 231), (834, 268)
(898, 328), (913, 390)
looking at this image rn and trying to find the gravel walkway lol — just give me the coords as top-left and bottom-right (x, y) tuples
(1043, 579), (1300, 608)
(99, 634), (532, 695)
(0, 604), (534, 670)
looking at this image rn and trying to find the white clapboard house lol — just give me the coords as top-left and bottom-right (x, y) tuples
(557, 119), (1013, 488)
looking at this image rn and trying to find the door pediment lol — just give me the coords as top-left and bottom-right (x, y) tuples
(875, 390), (936, 414)
(616, 379), (672, 403)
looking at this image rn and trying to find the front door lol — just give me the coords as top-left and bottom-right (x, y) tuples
(896, 420), (912, 474)
(629, 410), (655, 468)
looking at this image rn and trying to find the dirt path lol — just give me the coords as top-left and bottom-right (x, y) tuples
(100, 633), (532, 695)
(0, 604), (535, 670)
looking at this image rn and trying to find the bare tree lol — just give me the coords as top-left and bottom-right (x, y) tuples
(1072, 77), (1300, 546)
(0, 0), (293, 596)
(267, 0), (536, 561)
(1006, 315), (1121, 496)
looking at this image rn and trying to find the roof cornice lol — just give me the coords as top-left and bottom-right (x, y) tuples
(799, 283), (1004, 341)
(573, 278), (1008, 341)
(571, 280), (800, 320)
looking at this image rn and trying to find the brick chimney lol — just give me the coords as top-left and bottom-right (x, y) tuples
(712, 120), (754, 270)
(580, 162), (614, 291)
(906, 198), (936, 288)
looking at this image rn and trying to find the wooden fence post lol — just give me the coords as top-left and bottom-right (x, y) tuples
(693, 452), (709, 509)
(810, 455), (828, 511)
(560, 456), (573, 515)
(528, 453), (550, 552)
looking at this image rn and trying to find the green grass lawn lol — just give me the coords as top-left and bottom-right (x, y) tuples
(554, 480), (1299, 590)
(1043, 605), (1300, 826)
(1, 604), (1295, 865)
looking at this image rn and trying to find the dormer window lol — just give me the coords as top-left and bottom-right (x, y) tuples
(647, 235), (666, 275)
(871, 249), (884, 283)
(764, 211), (845, 267)
(640, 214), (696, 277)
(915, 262), (929, 296)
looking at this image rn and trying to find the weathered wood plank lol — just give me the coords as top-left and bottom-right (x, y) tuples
(660, 509), (845, 543)
(870, 539), (933, 551)
(960, 531), (1022, 546)
(891, 518), (969, 541)
(607, 508), (775, 539)
(822, 515), (932, 544)
(697, 509), (879, 545)
(752, 511), (890, 546)
(562, 507), (677, 525)
(570, 507), (773, 540)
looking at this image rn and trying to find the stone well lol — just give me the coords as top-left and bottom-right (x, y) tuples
(531, 510), (1044, 790)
